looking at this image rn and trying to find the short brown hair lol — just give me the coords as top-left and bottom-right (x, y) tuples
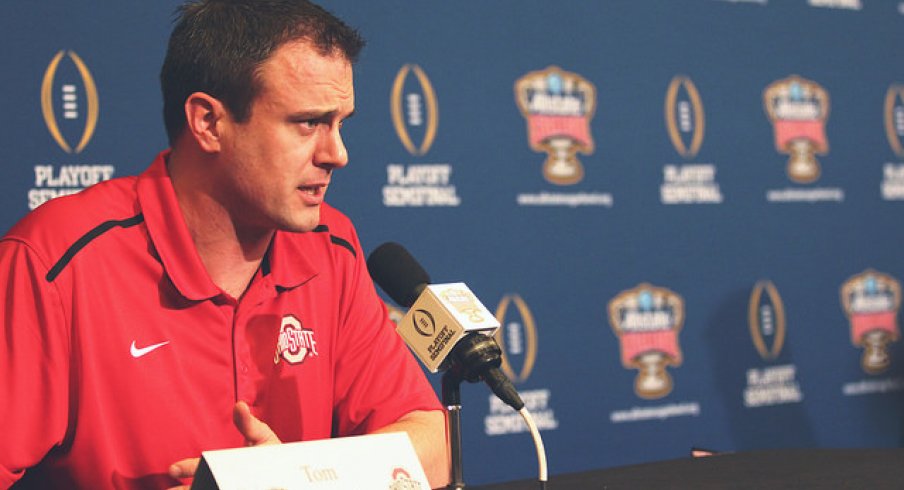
(160, 0), (365, 144)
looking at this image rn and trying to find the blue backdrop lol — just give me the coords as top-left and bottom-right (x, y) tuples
(2, 0), (904, 485)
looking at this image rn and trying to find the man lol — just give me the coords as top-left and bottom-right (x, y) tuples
(0, 1), (449, 488)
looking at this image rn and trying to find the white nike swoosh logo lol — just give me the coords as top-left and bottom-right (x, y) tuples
(130, 340), (170, 358)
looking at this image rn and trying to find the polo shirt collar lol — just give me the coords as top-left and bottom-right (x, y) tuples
(137, 150), (220, 301)
(265, 229), (319, 290)
(137, 150), (319, 300)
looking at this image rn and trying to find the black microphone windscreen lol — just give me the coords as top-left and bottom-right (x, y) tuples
(366, 242), (431, 307)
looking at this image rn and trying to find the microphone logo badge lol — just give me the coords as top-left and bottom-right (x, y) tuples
(763, 75), (830, 184)
(273, 315), (319, 365)
(515, 66), (596, 186)
(840, 270), (902, 375)
(395, 282), (500, 373)
(608, 284), (684, 399)
(412, 309), (437, 336)
(391, 64), (438, 156)
(748, 280), (787, 361)
(440, 287), (487, 323)
(884, 84), (904, 158)
(41, 50), (99, 154)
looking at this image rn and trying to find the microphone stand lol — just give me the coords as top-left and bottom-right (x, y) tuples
(441, 334), (518, 489)
(442, 368), (466, 490)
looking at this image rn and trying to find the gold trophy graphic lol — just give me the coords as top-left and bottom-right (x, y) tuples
(608, 284), (684, 399)
(841, 270), (902, 375)
(515, 66), (596, 185)
(763, 75), (830, 184)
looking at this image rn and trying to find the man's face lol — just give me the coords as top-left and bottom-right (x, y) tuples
(216, 40), (354, 234)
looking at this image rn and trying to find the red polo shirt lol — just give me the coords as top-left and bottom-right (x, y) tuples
(0, 151), (441, 489)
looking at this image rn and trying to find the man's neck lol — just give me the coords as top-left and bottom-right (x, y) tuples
(186, 219), (273, 300)
(167, 148), (273, 300)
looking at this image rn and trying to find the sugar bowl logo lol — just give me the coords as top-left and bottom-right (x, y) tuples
(441, 287), (487, 322)
(882, 84), (904, 200)
(841, 270), (902, 375)
(608, 284), (684, 399)
(515, 66), (596, 185)
(763, 75), (830, 184)
(41, 50), (99, 154)
(485, 294), (558, 436)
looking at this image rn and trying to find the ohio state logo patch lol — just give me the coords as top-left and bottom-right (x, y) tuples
(274, 314), (318, 365)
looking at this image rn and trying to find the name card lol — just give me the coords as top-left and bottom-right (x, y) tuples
(191, 432), (430, 489)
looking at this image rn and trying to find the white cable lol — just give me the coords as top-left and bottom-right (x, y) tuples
(518, 406), (548, 484)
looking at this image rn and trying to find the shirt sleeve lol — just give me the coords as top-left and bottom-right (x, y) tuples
(0, 238), (71, 487)
(329, 232), (442, 437)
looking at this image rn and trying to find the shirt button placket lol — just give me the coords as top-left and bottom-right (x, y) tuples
(227, 300), (250, 403)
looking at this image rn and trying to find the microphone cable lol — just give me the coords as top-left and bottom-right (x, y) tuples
(518, 407), (548, 489)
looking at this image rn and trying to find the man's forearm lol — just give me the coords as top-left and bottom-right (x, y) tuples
(374, 409), (450, 489)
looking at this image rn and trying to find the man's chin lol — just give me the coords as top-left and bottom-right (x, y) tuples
(279, 210), (321, 233)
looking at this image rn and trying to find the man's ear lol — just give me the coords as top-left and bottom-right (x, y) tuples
(184, 92), (227, 153)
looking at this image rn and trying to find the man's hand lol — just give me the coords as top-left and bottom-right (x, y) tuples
(166, 401), (281, 489)
(231, 400), (281, 447)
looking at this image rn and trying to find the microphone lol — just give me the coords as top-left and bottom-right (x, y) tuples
(364, 241), (429, 308)
(367, 242), (524, 410)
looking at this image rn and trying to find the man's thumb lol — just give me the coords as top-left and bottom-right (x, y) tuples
(233, 401), (281, 446)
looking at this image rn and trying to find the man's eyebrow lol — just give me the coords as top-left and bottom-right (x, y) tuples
(288, 109), (356, 121)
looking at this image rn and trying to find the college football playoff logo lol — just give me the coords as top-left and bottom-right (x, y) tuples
(884, 84), (904, 158)
(493, 294), (538, 384)
(41, 50), (99, 154)
(665, 75), (705, 159)
(748, 280), (786, 360)
(391, 64), (438, 156)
